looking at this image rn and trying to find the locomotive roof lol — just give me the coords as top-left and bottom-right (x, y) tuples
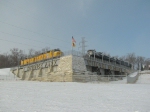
(87, 49), (96, 51)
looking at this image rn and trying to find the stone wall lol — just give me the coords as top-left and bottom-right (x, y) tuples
(11, 55), (74, 82)
(72, 56), (87, 72)
(127, 73), (139, 83)
(57, 55), (72, 72)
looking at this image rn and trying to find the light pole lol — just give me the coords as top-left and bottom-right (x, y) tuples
(94, 50), (96, 60)
(102, 53), (104, 63)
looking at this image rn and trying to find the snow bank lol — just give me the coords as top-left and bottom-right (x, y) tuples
(0, 68), (10, 75)
(140, 70), (150, 74)
(129, 72), (138, 77)
(0, 68), (18, 80)
(136, 74), (150, 84)
(127, 71), (150, 84)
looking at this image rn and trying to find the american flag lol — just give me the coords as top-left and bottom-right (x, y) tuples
(72, 36), (76, 43)
(72, 36), (76, 47)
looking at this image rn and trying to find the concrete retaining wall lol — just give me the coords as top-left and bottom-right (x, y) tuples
(11, 55), (87, 82)
(72, 75), (98, 82)
(127, 73), (139, 83)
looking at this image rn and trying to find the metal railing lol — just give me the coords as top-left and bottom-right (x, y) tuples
(73, 70), (127, 80)
(73, 73), (127, 82)
(63, 50), (83, 57)
(63, 50), (131, 70)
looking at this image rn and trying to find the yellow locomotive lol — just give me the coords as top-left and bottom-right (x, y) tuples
(20, 49), (63, 66)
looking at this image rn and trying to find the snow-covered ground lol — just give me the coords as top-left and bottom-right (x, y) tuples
(0, 68), (19, 81)
(129, 72), (138, 77)
(0, 68), (150, 112)
(140, 70), (150, 74)
(136, 74), (150, 84)
(0, 68), (10, 75)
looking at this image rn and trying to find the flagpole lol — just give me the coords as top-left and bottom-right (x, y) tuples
(72, 36), (76, 55)
(72, 42), (73, 55)
(71, 36), (73, 55)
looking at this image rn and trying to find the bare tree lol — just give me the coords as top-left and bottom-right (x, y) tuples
(10, 48), (24, 66)
(0, 53), (8, 68)
(41, 47), (50, 53)
(33, 47), (50, 56)
(28, 49), (35, 58)
(113, 55), (119, 59)
(119, 56), (126, 61)
(136, 56), (145, 70)
(144, 58), (150, 70)
(34, 50), (41, 55)
(126, 53), (136, 69)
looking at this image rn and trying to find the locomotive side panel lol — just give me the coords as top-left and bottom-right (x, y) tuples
(20, 49), (63, 66)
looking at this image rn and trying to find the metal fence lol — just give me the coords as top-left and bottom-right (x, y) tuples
(63, 50), (83, 57)
(73, 70), (127, 82)
(72, 74), (127, 82)
(98, 75), (127, 82)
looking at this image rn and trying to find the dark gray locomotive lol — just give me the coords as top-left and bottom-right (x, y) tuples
(87, 50), (132, 68)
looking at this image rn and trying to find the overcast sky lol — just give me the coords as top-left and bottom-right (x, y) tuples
(0, 0), (150, 58)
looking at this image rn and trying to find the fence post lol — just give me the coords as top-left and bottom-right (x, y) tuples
(113, 74), (114, 80)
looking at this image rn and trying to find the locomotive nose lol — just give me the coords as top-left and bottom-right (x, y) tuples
(87, 50), (96, 55)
